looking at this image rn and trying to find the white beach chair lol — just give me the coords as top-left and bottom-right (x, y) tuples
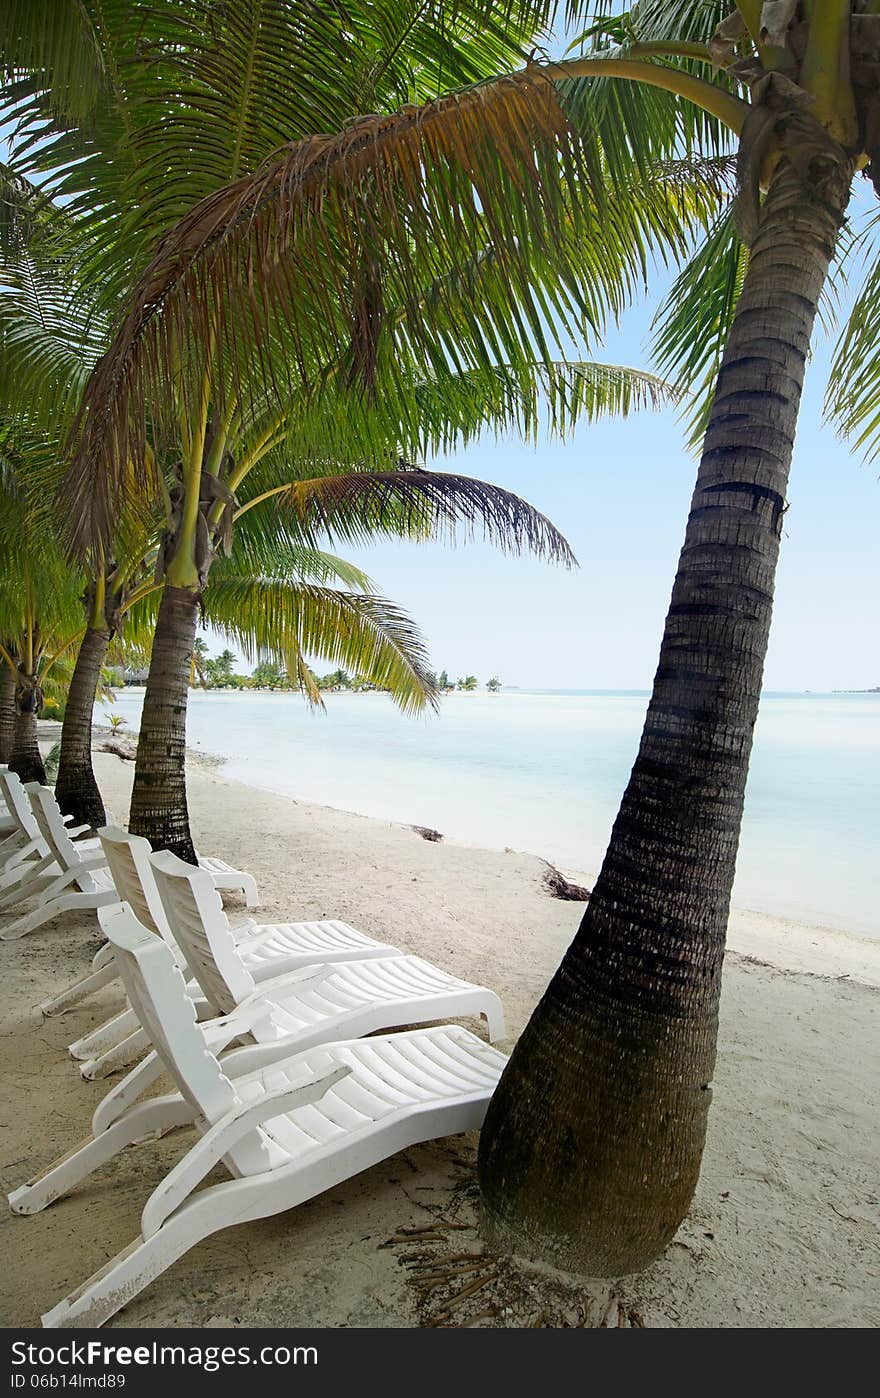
(0, 784), (118, 938)
(8, 902), (507, 1329)
(76, 848), (505, 1086)
(0, 771), (96, 901)
(0, 766), (16, 838)
(60, 825), (401, 1059)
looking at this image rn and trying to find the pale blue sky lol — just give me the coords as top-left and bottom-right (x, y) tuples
(282, 282), (879, 693)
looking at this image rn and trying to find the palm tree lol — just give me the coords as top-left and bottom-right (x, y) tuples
(0, 425), (85, 783)
(0, 162), (163, 821)
(190, 637), (211, 688)
(0, 648), (14, 762)
(42, 2), (880, 1278)
(457, 675), (479, 691)
(251, 660), (285, 689)
(1, 2), (675, 862)
(487, 676), (502, 693)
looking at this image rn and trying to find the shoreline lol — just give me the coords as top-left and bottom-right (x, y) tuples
(2, 740), (877, 1327)
(192, 761), (880, 989)
(39, 719), (880, 985)
(93, 689), (880, 942)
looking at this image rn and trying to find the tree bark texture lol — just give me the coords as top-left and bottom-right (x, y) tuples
(10, 681), (46, 785)
(478, 159), (853, 1277)
(55, 625), (111, 826)
(0, 665), (15, 764)
(128, 585), (199, 863)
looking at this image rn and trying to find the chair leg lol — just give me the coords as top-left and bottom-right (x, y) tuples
(69, 1007), (138, 1060)
(80, 1028), (149, 1080)
(28, 862), (83, 905)
(8, 1098), (193, 1217)
(241, 873), (259, 909)
(483, 994), (506, 1043)
(1, 889), (115, 940)
(90, 942), (116, 970)
(0, 843), (44, 885)
(91, 1053), (167, 1135)
(40, 1183), (224, 1330)
(0, 859), (56, 907)
(42, 960), (120, 1017)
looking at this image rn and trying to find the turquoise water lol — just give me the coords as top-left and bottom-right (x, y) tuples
(98, 689), (880, 937)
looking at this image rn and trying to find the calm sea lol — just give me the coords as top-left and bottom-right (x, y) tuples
(98, 689), (880, 938)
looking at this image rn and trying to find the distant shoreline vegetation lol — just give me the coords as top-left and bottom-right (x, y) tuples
(105, 649), (506, 696)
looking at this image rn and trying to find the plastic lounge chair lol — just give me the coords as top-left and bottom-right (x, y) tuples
(0, 784), (118, 938)
(60, 825), (400, 1062)
(8, 902), (507, 1329)
(0, 770), (16, 837)
(28, 813), (258, 1013)
(76, 848), (505, 1084)
(0, 771), (96, 902)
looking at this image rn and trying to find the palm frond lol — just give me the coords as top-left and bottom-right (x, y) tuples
(202, 576), (438, 714)
(60, 65), (596, 551)
(276, 468), (578, 564)
(825, 223), (880, 460)
(0, 1), (107, 122)
(651, 205), (747, 449)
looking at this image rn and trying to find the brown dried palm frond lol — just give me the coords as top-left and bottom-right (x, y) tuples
(64, 66), (589, 554)
(278, 469), (577, 567)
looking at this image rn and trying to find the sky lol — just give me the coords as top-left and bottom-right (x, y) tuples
(240, 272), (879, 694)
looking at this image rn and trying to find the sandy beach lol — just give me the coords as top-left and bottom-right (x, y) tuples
(1, 744), (878, 1329)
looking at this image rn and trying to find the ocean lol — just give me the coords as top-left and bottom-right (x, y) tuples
(97, 688), (880, 938)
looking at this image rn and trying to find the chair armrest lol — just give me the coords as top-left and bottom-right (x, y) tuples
(236, 964), (333, 1008)
(200, 1001), (276, 1053)
(229, 917), (257, 939)
(140, 1065), (351, 1238)
(72, 853), (110, 873)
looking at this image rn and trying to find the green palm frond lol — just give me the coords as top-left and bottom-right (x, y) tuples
(0, 241), (107, 435)
(0, 1), (107, 123)
(59, 41), (742, 553)
(826, 223), (880, 460)
(229, 507), (375, 591)
(0, 420), (86, 668)
(651, 205), (747, 449)
(2, 1), (563, 306)
(202, 575), (438, 714)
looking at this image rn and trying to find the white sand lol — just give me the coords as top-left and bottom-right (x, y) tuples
(1, 746), (877, 1328)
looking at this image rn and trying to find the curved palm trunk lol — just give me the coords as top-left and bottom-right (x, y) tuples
(55, 625), (111, 826)
(478, 159), (852, 1277)
(128, 585), (199, 863)
(0, 664), (15, 764)
(10, 679), (46, 785)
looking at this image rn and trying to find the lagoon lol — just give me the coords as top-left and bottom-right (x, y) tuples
(97, 688), (880, 938)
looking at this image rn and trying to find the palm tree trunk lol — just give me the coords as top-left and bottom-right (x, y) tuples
(10, 678), (46, 785)
(128, 585), (199, 863)
(55, 625), (110, 826)
(478, 158), (853, 1278)
(0, 664), (15, 764)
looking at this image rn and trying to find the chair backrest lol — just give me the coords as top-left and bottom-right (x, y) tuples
(98, 826), (194, 972)
(0, 770), (40, 841)
(98, 826), (171, 938)
(149, 850), (256, 1015)
(102, 903), (271, 1176)
(26, 784), (86, 875)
